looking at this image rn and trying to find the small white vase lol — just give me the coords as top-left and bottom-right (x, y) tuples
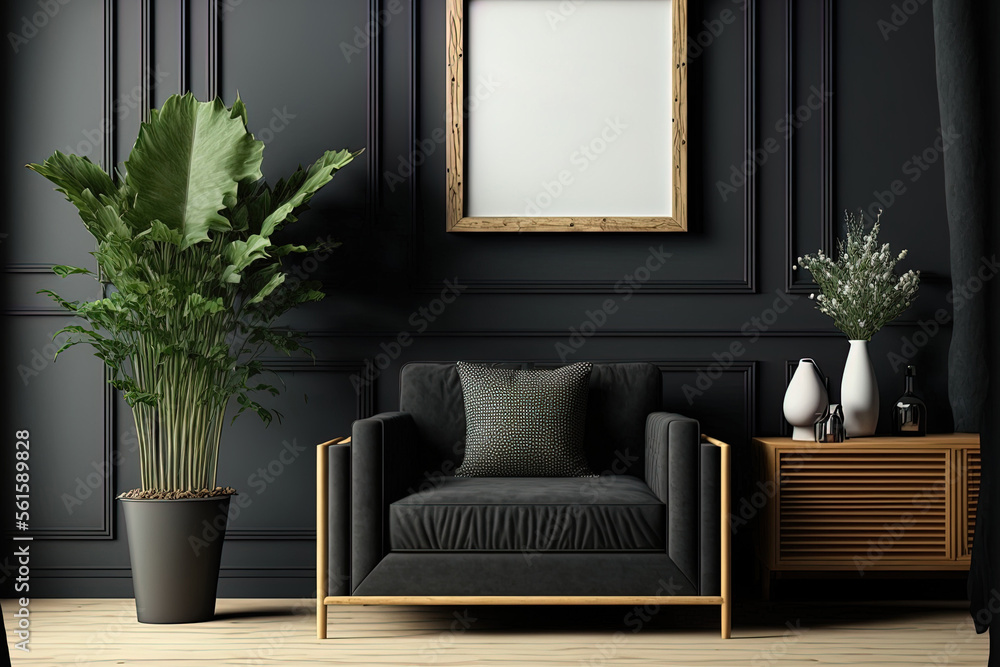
(841, 340), (879, 437)
(783, 358), (829, 441)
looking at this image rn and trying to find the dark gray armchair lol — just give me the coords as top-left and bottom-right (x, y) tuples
(316, 362), (731, 638)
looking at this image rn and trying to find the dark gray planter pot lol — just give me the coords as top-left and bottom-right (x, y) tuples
(120, 495), (231, 624)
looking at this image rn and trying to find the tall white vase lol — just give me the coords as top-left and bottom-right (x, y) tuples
(841, 340), (879, 437)
(783, 358), (829, 441)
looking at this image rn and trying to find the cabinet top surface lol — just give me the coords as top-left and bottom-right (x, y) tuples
(753, 433), (979, 448)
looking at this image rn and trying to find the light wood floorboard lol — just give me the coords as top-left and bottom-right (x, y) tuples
(2, 598), (989, 666)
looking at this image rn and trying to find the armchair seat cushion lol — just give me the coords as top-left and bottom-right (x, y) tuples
(389, 475), (665, 552)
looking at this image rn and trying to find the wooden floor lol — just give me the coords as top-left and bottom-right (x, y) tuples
(2, 598), (989, 666)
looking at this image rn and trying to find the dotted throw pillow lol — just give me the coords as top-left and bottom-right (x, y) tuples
(455, 362), (594, 477)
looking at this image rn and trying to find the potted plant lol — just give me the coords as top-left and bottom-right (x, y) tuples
(796, 209), (920, 436)
(29, 93), (360, 623)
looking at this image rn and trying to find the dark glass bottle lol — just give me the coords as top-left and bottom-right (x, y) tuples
(892, 365), (927, 436)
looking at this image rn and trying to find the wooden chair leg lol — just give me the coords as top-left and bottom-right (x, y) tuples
(708, 434), (732, 639)
(317, 600), (327, 639)
(317, 441), (331, 639)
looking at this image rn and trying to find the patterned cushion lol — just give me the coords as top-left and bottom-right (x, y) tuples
(455, 361), (594, 477)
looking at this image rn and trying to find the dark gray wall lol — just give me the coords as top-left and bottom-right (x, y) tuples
(1, 0), (958, 598)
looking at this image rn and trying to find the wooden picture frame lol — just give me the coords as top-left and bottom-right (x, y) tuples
(446, 0), (688, 232)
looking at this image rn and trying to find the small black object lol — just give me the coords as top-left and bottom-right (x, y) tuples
(815, 404), (846, 443)
(892, 365), (927, 436)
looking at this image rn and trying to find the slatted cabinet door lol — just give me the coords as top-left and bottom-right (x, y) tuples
(960, 448), (981, 559)
(776, 449), (951, 564)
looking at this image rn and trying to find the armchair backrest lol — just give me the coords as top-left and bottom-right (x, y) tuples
(398, 362), (662, 478)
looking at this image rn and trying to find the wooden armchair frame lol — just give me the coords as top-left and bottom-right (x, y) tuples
(316, 434), (731, 638)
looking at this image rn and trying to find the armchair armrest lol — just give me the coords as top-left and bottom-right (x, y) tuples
(701, 434), (731, 640)
(645, 413), (728, 596)
(316, 436), (350, 638)
(645, 412), (700, 585)
(351, 412), (420, 592)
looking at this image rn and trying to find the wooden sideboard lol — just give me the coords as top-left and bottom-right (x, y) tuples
(752, 434), (980, 598)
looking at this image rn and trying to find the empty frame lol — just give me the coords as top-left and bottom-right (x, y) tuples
(446, 0), (688, 232)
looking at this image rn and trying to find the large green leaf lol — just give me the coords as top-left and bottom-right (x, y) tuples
(51, 265), (94, 278)
(245, 271), (285, 304)
(124, 93), (264, 249)
(221, 234), (271, 284)
(27, 152), (119, 240)
(225, 234), (270, 272)
(259, 148), (361, 237)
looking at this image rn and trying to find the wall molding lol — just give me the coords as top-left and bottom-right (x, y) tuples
(0, 320), (946, 331)
(19, 374), (115, 540)
(656, 360), (757, 444)
(408, 0), (758, 295)
(201, 0), (380, 214)
(256, 359), (375, 422)
(301, 321), (946, 339)
(1, 0), (118, 275)
(367, 0), (382, 227)
(4, 263), (56, 274)
(206, 0), (218, 99)
(742, 0), (758, 295)
(782, 0), (948, 291)
(409, 0), (419, 251)
(179, 0), (189, 94)
(104, 0), (117, 174)
(3, 308), (89, 316)
(18, 3), (122, 540)
(140, 0), (152, 120)
(785, 0), (833, 294)
(223, 359), (373, 540)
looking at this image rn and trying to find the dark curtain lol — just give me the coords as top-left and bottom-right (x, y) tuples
(933, 0), (989, 430)
(933, 0), (1000, 661)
